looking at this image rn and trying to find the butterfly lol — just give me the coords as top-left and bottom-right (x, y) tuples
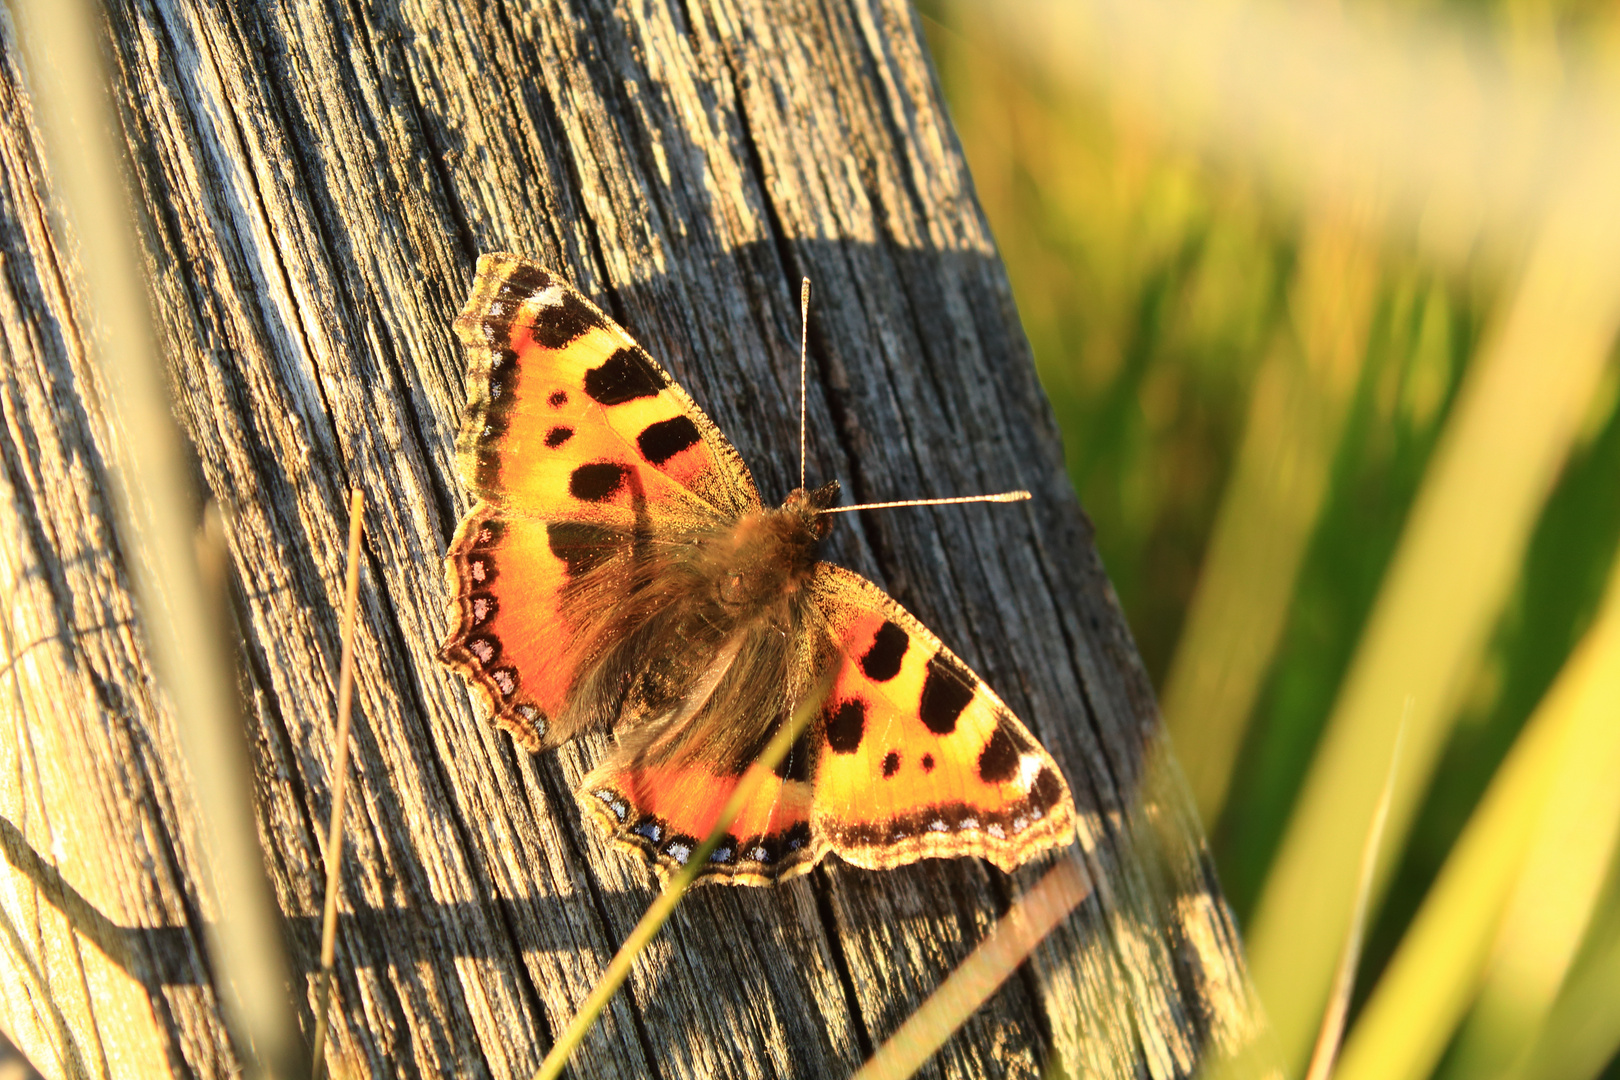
(440, 253), (1076, 886)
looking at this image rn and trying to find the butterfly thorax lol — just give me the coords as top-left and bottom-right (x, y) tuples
(706, 481), (840, 612)
(583, 481), (841, 763)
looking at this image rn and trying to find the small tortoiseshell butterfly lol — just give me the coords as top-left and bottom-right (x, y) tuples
(441, 254), (1076, 886)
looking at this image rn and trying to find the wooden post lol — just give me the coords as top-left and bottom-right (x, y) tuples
(0, 0), (1267, 1076)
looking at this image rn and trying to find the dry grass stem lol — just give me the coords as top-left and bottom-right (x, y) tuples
(850, 853), (1092, 1080)
(311, 489), (366, 1080)
(533, 670), (837, 1080)
(1304, 699), (1409, 1080)
(12, 0), (303, 1072)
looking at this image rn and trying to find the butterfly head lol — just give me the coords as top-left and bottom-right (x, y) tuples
(781, 479), (842, 537)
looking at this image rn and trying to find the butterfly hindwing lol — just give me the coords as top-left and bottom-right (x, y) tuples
(575, 601), (833, 885)
(566, 562), (1076, 886)
(806, 565), (1075, 872)
(580, 755), (823, 886)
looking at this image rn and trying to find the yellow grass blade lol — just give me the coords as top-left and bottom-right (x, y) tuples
(1441, 656), (1620, 1074)
(1163, 214), (1377, 823)
(1245, 205), (1620, 1070)
(1505, 881), (1620, 1080)
(849, 855), (1092, 1080)
(1332, 545), (1620, 1080)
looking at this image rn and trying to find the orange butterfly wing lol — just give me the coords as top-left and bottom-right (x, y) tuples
(573, 562), (1076, 886)
(441, 254), (760, 748)
(443, 254), (1076, 887)
(580, 755), (823, 887)
(807, 566), (1075, 872)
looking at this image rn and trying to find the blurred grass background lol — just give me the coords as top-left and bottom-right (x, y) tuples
(923, 1), (1620, 1077)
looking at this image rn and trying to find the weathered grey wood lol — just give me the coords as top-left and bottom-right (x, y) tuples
(0, 0), (1268, 1076)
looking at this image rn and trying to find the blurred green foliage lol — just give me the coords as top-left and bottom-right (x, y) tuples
(925, 5), (1620, 1076)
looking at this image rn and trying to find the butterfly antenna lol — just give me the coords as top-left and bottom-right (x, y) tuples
(821, 490), (1032, 514)
(795, 278), (1027, 516)
(799, 276), (810, 491)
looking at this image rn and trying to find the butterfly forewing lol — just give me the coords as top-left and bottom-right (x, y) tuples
(451, 253), (761, 520)
(444, 255), (760, 747)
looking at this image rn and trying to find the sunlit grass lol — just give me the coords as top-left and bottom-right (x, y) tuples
(1335, 547), (1620, 1080)
(929, 0), (1620, 1076)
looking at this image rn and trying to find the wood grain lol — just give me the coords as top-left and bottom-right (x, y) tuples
(0, 0), (1267, 1076)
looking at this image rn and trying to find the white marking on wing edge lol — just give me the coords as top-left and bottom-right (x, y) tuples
(1017, 754), (1044, 790)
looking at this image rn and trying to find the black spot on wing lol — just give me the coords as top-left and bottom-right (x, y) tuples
(585, 347), (663, 405)
(741, 833), (782, 865)
(548, 390), (568, 407)
(545, 426), (573, 448)
(570, 462), (629, 501)
(824, 699), (866, 754)
(783, 820), (812, 854)
(772, 726), (813, 783)
(546, 521), (617, 577)
(494, 263), (553, 301)
(532, 290), (605, 348)
(920, 653), (976, 735)
(977, 725), (1020, 783)
(860, 621), (909, 682)
(882, 751), (900, 777)
(1030, 767), (1066, 811)
(637, 415), (702, 465)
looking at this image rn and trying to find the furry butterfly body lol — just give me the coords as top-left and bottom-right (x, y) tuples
(442, 254), (1075, 885)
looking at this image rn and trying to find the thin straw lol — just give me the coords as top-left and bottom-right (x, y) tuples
(311, 489), (366, 1080)
(534, 669), (836, 1080)
(851, 851), (1092, 1080)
